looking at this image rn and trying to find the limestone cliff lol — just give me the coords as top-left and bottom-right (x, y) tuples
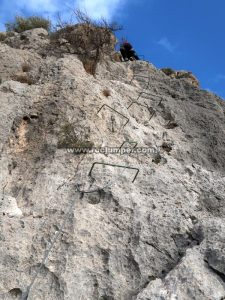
(0, 27), (225, 300)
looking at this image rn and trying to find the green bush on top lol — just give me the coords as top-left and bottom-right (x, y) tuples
(5, 16), (51, 33)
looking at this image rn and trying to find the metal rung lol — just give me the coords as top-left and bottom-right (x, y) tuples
(164, 120), (178, 129)
(130, 75), (149, 82)
(137, 91), (162, 101)
(149, 110), (156, 121)
(127, 100), (148, 109)
(97, 104), (129, 127)
(89, 162), (140, 183)
(119, 141), (138, 150)
(132, 69), (149, 73)
(127, 101), (156, 121)
(130, 76), (150, 89)
(133, 74), (149, 79)
(75, 184), (101, 194)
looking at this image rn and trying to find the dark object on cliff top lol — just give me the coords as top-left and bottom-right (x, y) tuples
(120, 41), (139, 61)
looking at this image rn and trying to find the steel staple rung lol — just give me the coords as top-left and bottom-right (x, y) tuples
(127, 101), (156, 122)
(132, 69), (149, 73)
(127, 100), (148, 110)
(89, 162), (140, 183)
(133, 74), (149, 79)
(130, 77), (150, 90)
(97, 104), (129, 127)
(137, 91), (162, 101)
(75, 184), (101, 194)
(119, 141), (138, 150)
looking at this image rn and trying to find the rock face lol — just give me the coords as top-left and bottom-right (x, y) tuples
(0, 27), (225, 300)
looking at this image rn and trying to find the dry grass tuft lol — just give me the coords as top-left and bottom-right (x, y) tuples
(161, 68), (175, 76)
(11, 74), (35, 85)
(57, 122), (94, 152)
(102, 89), (111, 97)
(6, 16), (51, 33)
(0, 32), (6, 42)
(22, 62), (32, 72)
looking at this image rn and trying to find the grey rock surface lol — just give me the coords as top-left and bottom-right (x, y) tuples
(0, 28), (225, 300)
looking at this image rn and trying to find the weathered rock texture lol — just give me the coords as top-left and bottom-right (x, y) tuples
(0, 27), (225, 300)
(161, 68), (200, 88)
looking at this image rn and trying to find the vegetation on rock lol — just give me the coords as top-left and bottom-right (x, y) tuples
(5, 16), (51, 33)
(58, 122), (94, 151)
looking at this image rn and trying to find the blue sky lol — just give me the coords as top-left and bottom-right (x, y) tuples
(0, 0), (224, 99)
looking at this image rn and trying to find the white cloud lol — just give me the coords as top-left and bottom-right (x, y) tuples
(157, 37), (176, 53)
(76, 0), (125, 19)
(0, 0), (127, 30)
(17, 0), (58, 13)
(0, 0), (60, 16)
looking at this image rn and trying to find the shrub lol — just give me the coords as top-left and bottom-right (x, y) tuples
(152, 153), (162, 164)
(57, 123), (94, 151)
(5, 16), (51, 33)
(5, 32), (15, 37)
(0, 32), (6, 41)
(161, 142), (173, 153)
(99, 296), (110, 300)
(73, 9), (122, 32)
(11, 74), (35, 85)
(9, 289), (22, 298)
(161, 68), (175, 76)
(50, 9), (122, 75)
(22, 62), (32, 72)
